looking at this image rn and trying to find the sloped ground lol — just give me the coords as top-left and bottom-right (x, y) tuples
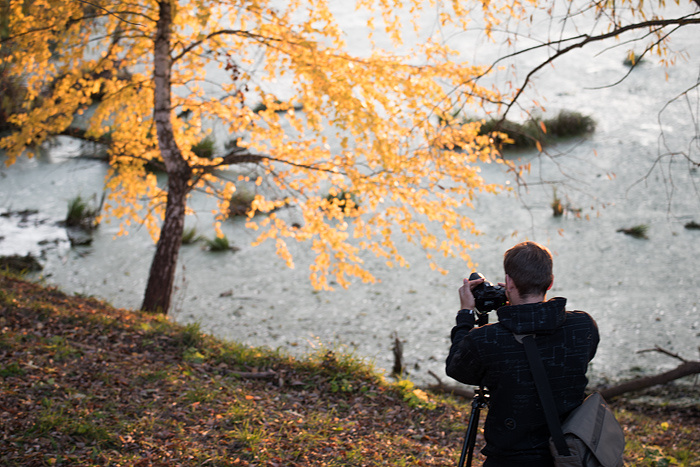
(0, 273), (698, 466)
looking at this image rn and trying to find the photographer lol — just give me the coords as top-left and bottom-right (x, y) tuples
(446, 241), (599, 467)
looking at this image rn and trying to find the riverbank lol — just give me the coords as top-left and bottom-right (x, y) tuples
(1, 272), (698, 466)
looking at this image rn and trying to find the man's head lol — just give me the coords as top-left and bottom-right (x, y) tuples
(503, 241), (553, 300)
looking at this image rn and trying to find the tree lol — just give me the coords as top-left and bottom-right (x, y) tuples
(1, 1), (508, 313)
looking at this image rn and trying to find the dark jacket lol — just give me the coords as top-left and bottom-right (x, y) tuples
(446, 297), (599, 463)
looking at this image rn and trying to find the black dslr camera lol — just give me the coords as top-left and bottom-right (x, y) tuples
(469, 272), (507, 313)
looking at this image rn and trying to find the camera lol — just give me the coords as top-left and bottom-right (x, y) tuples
(469, 272), (507, 313)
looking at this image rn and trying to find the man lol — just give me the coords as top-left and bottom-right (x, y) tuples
(446, 241), (599, 467)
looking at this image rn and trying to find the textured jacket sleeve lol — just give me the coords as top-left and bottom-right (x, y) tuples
(445, 311), (487, 385)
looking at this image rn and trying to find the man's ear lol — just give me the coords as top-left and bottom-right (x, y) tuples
(505, 274), (515, 291)
(547, 275), (554, 291)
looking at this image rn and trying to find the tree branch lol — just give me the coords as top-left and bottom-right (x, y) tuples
(60, 126), (112, 146)
(600, 361), (700, 400)
(172, 29), (282, 63)
(74, 0), (147, 26)
(192, 148), (340, 175)
(599, 347), (700, 399)
(638, 346), (689, 363)
(492, 14), (700, 116)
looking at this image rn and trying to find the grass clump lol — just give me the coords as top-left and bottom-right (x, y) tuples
(181, 226), (201, 245)
(0, 253), (42, 272)
(203, 234), (239, 252)
(449, 110), (596, 152)
(623, 50), (645, 67)
(65, 193), (101, 230)
(489, 111), (595, 150)
(549, 188), (582, 218)
(191, 135), (216, 159)
(617, 224), (650, 239)
(551, 188), (564, 217)
(542, 111), (597, 139)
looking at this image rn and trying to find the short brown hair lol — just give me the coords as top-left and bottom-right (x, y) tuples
(503, 241), (553, 297)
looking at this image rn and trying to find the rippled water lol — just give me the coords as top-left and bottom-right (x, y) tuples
(1, 5), (698, 387)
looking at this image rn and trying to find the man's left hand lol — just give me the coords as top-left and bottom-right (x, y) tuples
(459, 276), (484, 311)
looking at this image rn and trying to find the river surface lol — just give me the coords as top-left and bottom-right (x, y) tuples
(1, 4), (699, 388)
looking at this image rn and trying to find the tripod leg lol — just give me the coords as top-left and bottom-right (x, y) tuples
(458, 400), (482, 467)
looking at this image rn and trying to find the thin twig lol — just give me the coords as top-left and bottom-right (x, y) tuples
(75, 0), (145, 27)
(637, 346), (689, 363)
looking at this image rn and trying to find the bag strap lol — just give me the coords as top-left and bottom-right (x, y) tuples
(513, 333), (571, 457)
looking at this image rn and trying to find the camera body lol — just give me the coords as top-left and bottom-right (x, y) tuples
(469, 272), (507, 313)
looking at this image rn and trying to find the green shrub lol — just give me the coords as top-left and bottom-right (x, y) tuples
(65, 194), (101, 230)
(458, 111), (596, 151)
(479, 117), (542, 149)
(192, 135), (216, 159)
(542, 111), (596, 139)
(204, 234), (234, 251)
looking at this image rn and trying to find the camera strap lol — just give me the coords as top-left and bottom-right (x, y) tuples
(513, 333), (571, 457)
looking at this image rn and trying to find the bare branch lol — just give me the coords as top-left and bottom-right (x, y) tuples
(500, 14), (700, 116)
(637, 346), (689, 364)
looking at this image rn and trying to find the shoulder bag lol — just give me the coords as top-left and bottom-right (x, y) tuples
(514, 333), (626, 467)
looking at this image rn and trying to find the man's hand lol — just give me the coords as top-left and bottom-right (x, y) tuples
(459, 276), (485, 310)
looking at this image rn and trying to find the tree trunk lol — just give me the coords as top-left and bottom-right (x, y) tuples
(141, 174), (190, 313)
(141, 0), (192, 313)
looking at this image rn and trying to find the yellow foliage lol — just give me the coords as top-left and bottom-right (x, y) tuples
(10, 0), (663, 291)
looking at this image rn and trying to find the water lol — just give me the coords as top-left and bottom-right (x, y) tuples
(1, 4), (699, 388)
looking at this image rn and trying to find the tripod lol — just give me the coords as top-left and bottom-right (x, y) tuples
(457, 386), (489, 467)
(457, 312), (490, 467)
